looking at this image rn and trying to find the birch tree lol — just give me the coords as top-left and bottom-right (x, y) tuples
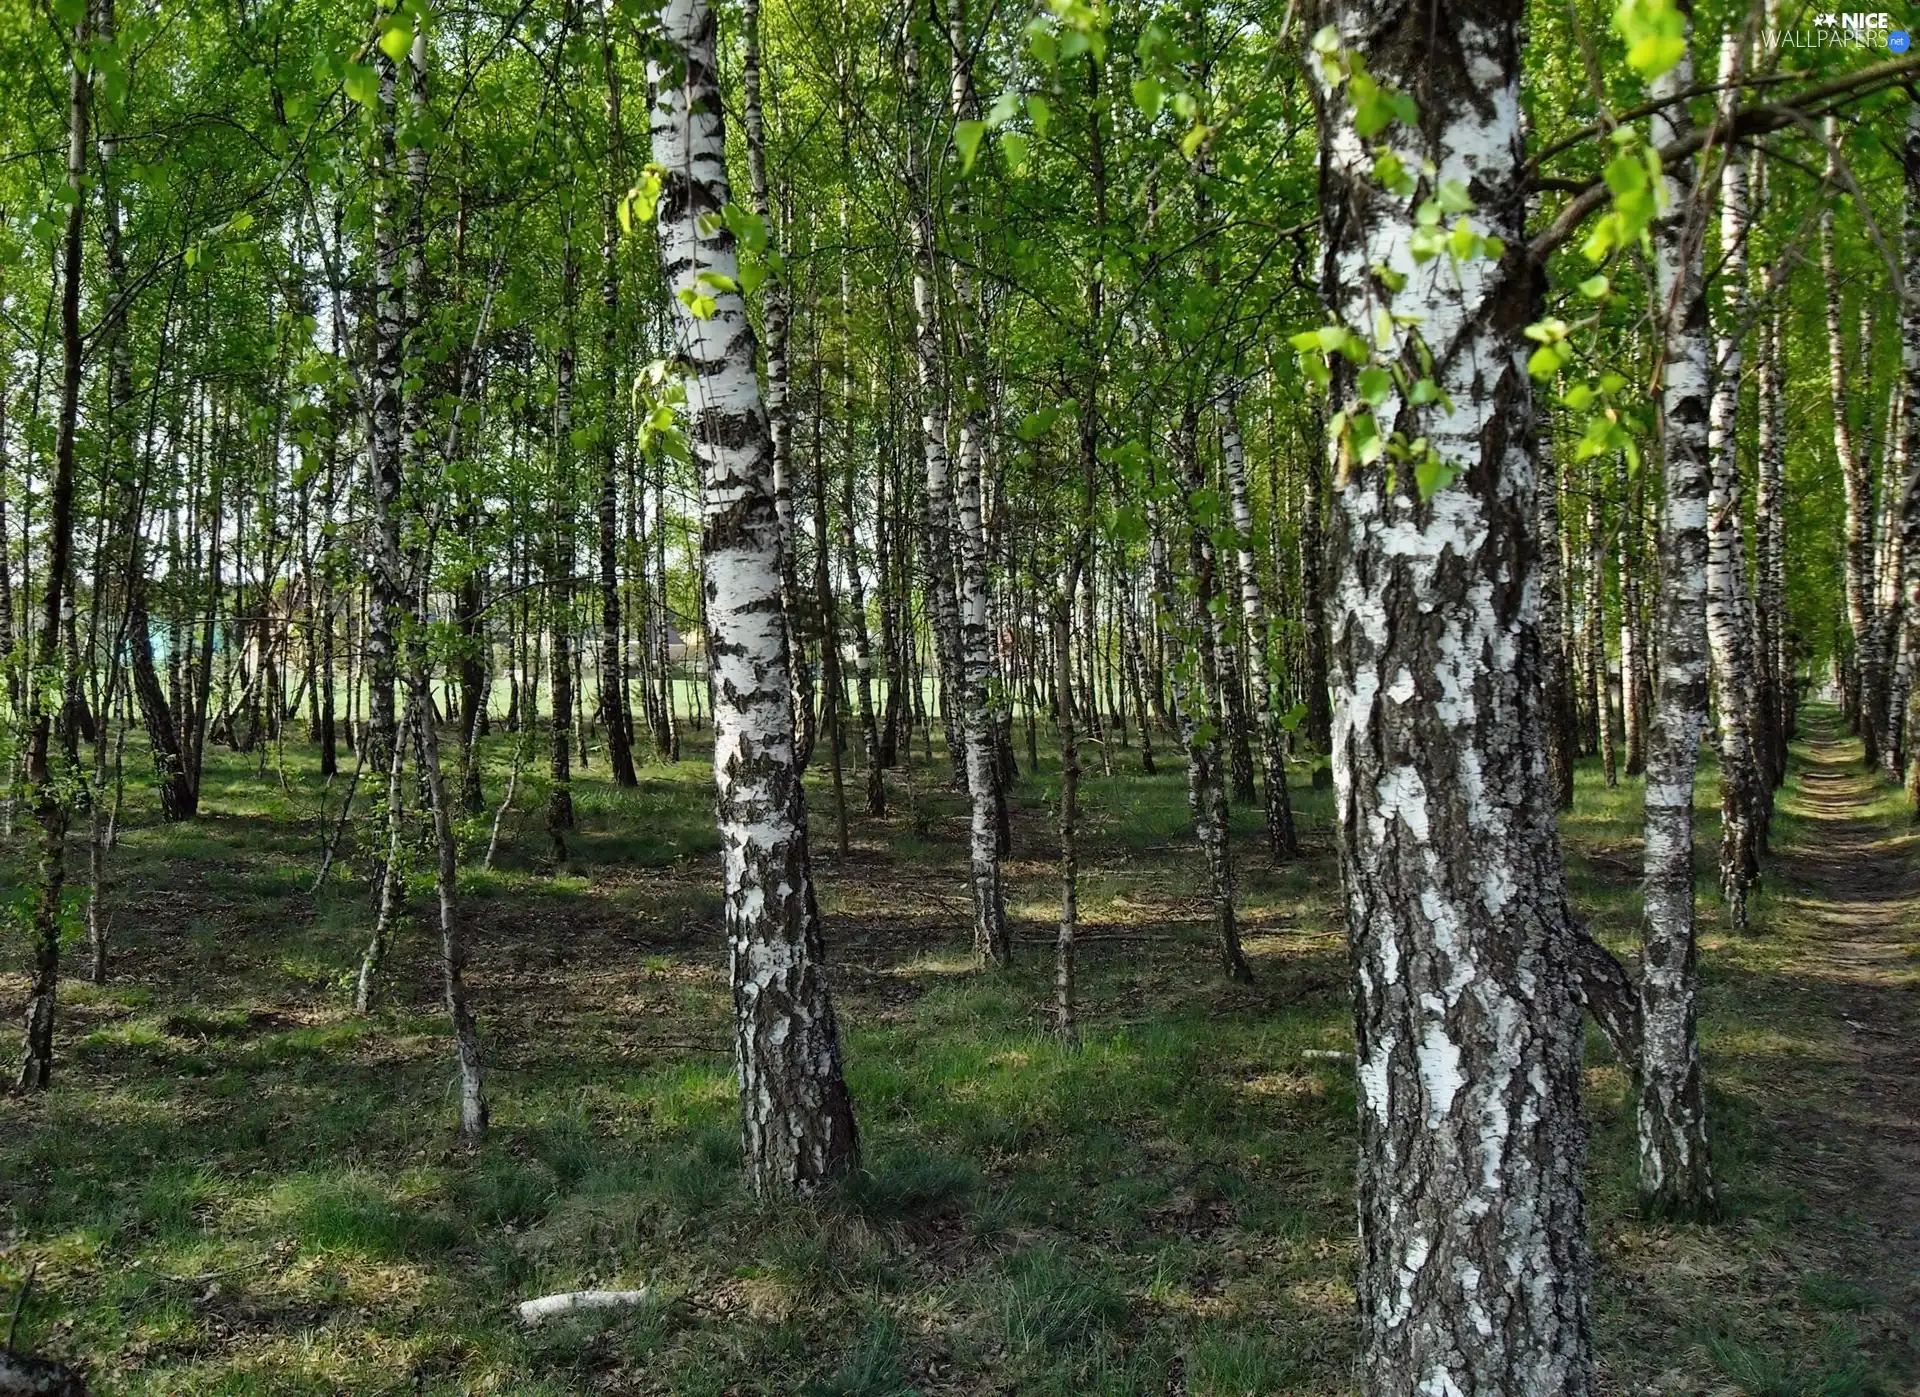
(1221, 386), (1299, 857)
(1703, 33), (1761, 928)
(1310, 2), (1593, 1379)
(17, 0), (91, 1090)
(1638, 4), (1716, 1219)
(646, 0), (860, 1193)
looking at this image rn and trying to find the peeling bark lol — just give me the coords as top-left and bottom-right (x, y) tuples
(649, 0), (859, 1194)
(1640, 15), (1717, 1220)
(1314, 1), (1594, 1386)
(1704, 34), (1761, 928)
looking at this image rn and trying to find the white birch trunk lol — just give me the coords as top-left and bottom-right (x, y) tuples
(1894, 106), (1920, 788)
(648, 0), (858, 1195)
(1314, 4), (1593, 1385)
(945, 0), (1010, 965)
(364, 49), (405, 781)
(740, 0), (810, 767)
(1221, 385), (1298, 857)
(1173, 410), (1251, 985)
(1639, 27), (1716, 1220)
(1703, 34), (1761, 928)
(1825, 120), (1878, 752)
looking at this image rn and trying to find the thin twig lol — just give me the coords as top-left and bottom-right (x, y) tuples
(5, 1264), (34, 1353)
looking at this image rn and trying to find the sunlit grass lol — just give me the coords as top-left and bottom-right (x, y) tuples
(0, 709), (1911, 1393)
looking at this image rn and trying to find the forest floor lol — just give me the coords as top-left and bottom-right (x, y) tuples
(1, 707), (1916, 1396)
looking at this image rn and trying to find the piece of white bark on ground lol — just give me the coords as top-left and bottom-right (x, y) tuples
(515, 1288), (650, 1325)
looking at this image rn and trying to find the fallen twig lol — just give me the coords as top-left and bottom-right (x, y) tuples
(515, 1288), (650, 1325)
(142, 1255), (275, 1287)
(5, 1264), (33, 1352)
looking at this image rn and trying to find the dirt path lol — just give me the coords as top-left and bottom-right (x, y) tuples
(1773, 718), (1920, 1329)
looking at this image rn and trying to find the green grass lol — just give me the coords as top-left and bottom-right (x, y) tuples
(0, 710), (1913, 1393)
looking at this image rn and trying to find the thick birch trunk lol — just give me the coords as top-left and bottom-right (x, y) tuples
(1704, 34), (1761, 928)
(648, 0), (859, 1194)
(1640, 26), (1717, 1220)
(740, 0), (809, 766)
(1315, 4), (1593, 1387)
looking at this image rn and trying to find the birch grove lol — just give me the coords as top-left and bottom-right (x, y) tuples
(2, 0), (1917, 1386)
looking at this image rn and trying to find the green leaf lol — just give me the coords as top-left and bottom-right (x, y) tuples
(343, 62), (379, 108)
(1347, 411), (1383, 466)
(1526, 344), (1563, 379)
(1026, 20), (1059, 67)
(723, 203), (770, 251)
(1130, 76), (1164, 120)
(954, 119), (987, 173)
(378, 18), (413, 63)
(1579, 274), (1610, 299)
(1603, 151), (1646, 197)
(1372, 262), (1407, 293)
(1614, 0), (1687, 79)
(1436, 178), (1474, 213)
(1000, 132), (1031, 176)
(1026, 93), (1051, 138)
(1357, 366), (1392, 408)
(1414, 452), (1457, 500)
(1373, 151), (1414, 197)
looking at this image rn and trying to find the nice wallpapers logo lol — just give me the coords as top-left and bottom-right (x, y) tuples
(1764, 11), (1909, 46)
